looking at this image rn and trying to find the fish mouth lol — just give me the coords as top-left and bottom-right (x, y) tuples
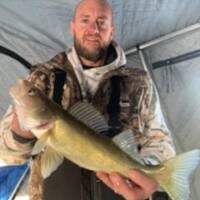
(34, 120), (54, 131)
(12, 97), (26, 107)
(9, 86), (26, 107)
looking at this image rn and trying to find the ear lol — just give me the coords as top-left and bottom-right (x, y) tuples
(110, 26), (115, 40)
(70, 21), (75, 36)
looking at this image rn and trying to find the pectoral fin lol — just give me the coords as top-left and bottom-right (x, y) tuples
(112, 129), (143, 164)
(41, 146), (64, 178)
(32, 132), (49, 155)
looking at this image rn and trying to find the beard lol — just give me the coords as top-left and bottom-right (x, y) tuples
(74, 35), (110, 62)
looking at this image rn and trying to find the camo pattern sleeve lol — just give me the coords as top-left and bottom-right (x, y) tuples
(0, 53), (67, 164)
(128, 70), (176, 165)
(0, 105), (35, 164)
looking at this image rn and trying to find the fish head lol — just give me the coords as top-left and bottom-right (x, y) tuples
(9, 79), (55, 131)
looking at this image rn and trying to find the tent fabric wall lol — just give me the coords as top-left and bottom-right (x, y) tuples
(143, 28), (200, 152)
(142, 28), (200, 200)
(0, 56), (28, 117)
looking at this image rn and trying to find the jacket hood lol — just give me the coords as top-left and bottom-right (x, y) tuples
(66, 41), (126, 98)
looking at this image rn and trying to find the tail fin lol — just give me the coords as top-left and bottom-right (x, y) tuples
(158, 149), (200, 200)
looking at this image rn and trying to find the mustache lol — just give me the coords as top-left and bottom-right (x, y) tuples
(84, 34), (101, 40)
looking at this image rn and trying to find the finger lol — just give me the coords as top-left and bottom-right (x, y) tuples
(96, 171), (114, 189)
(109, 172), (143, 200)
(128, 170), (158, 196)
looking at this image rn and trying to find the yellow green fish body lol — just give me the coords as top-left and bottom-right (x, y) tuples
(10, 79), (200, 200)
(45, 116), (158, 175)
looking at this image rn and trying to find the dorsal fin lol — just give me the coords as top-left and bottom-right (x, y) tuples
(112, 129), (143, 164)
(68, 102), (109, 134)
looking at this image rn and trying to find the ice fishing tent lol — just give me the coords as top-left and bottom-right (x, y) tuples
(0, 0), (200, 199)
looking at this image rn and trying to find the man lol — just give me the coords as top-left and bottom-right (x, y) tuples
(0, 0), (175, 199)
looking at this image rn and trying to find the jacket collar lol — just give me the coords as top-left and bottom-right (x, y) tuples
(66, 41), (126, 98)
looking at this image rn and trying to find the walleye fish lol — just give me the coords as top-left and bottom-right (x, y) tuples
(10, 79), (200, 200)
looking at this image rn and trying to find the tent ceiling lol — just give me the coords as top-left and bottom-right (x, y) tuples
(0, 0), (200, 52)
(109, 0), (200, 50)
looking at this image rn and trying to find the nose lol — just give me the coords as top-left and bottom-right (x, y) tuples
(89, 21), (100, 34)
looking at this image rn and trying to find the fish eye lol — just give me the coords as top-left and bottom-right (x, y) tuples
(28, 88), (37, 96)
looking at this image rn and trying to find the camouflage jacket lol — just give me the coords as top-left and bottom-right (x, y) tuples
(0, 42), (175, 199)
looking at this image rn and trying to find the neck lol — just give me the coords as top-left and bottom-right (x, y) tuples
(79, 56), (106, 68)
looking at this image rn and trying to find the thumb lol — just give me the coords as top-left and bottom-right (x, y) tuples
(128, 170), (158, 195)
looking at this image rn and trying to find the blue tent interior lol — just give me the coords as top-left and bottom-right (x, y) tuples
(0, 163), (28, 200)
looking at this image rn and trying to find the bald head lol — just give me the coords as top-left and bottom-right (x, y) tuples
(70, 0), (114, 66)
(74, 0), (113, 23)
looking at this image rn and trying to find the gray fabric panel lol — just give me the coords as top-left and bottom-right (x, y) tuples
(142, 29), (200, 200)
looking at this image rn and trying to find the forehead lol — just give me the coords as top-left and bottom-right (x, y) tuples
(75, 1), (112, 20)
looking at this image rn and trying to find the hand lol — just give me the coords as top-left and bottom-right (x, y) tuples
(11, 109), (34, 139)
(96, 170), (158, 200)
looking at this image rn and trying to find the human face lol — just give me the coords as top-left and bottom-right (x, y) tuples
(70, 1), (114, 62)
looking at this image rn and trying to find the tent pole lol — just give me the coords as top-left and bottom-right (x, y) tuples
(138, 49), (148, 71)
(125, 23), (200, 55)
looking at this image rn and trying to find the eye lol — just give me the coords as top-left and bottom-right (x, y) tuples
(28, 88), (37, 96)
(98, 20), (105, 26)
(97, 19), (108, 29)
(81, 18), (89, 24)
